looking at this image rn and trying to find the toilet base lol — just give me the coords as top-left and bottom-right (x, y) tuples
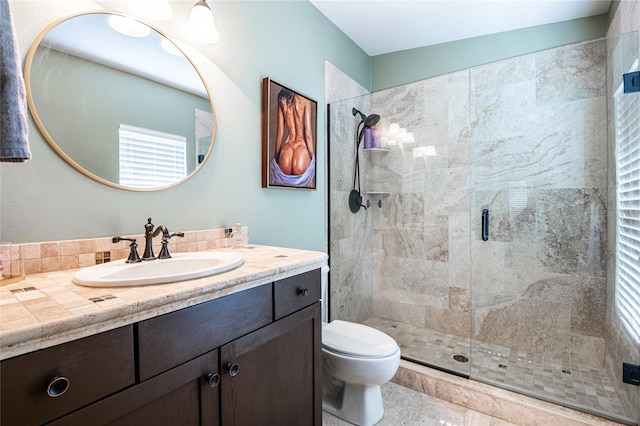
(323, 382), (384, 426)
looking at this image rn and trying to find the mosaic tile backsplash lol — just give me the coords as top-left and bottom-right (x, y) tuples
(10, 228), (232, 276)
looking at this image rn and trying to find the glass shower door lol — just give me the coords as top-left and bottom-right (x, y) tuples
(366, 73), (473, 378)
(607, 29), (639, 424)
(469, 32), (639, 423)
(327, 74), (474, 378)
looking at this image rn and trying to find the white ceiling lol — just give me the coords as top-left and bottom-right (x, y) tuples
(309, 0), (612, 56)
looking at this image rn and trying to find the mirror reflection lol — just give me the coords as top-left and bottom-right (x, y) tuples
(25, 12), (215, 190)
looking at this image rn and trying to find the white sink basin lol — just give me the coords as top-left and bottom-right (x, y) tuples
(73, 251), (244, 287)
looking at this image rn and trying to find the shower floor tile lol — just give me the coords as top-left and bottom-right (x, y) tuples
(362, 316), (629, 422)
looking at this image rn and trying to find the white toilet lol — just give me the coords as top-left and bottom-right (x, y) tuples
(321, 267), (401, 426)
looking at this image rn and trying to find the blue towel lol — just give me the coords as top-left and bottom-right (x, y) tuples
(0, 0), (30, 162)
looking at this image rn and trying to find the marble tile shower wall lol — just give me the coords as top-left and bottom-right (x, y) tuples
(328, 97), (374, 322)
(370, 70), (472, 339)
(368, 39), (608, 368)
(325, 60), (374, 323)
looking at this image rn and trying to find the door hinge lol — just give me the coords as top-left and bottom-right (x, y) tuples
(623, 71), (640, 93)
(623, 362), (640, 386)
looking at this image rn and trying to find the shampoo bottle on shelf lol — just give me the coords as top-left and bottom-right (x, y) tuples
(364, 127), (373, 149)
(371, 126), (380, 148)
(230, 223), (248, 248)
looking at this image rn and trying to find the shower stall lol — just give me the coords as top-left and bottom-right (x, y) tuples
(327, 31), (639, 424)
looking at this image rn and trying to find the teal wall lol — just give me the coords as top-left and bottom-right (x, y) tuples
(2, 0), (369, 251)
(371, 14), (609, 91)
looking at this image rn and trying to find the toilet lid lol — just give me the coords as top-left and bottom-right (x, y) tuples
(322, 320), (398, 358)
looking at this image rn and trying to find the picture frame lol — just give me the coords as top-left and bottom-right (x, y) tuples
(262, 77), (317, 189)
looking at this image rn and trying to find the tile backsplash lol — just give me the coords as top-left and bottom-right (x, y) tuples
(15, 228), (233, 276)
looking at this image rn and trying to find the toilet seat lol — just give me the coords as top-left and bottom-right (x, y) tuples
(322, 320), (398, 358)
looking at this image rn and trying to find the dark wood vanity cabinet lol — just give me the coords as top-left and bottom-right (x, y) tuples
(0, 325), (135, 426)
(221, 303), (321, 426)
(49, 350), (220, 426)
(0, 268), (322, 426)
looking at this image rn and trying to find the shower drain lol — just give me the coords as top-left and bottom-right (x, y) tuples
(453, 355), (469, 363)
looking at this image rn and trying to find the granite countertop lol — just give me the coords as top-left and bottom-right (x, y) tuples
(0, 245), (328, 361)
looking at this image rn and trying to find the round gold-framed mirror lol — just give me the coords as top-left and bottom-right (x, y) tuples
(24, 11), (216, 191)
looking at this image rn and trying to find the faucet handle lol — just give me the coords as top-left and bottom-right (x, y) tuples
(157, 232), (184, 259)
(112, 237), (142, 263)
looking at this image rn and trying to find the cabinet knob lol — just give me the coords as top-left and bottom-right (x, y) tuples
(227, 363), (239, 377)
(298, 288), (309, 297)
(207, 373), (220, 388)
(46, 376), (70, 398)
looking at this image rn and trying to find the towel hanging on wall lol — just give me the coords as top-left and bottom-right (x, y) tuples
(0, 0), (31, 162)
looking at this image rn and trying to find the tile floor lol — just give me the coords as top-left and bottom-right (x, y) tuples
(362, 317), (628, 423)
(322, 381), (518, 426)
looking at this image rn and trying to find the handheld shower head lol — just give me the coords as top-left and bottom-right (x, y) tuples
(352, 107), (380, 128)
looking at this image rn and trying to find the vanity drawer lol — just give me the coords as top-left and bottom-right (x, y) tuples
(0, 325), (135, 425)
(137, 284), (273, 381)
(274, 269), (321, 320)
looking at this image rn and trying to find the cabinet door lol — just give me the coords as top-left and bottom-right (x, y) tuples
(220, 303), (321, 426)
(0, 325), (134, 426)
(50, 351), (220, 426)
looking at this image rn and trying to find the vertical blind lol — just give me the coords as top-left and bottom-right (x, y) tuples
(615, 59), (640, 341)
(118, 124), (187, 189)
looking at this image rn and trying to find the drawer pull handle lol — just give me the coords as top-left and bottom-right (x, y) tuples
(47, 376), (70, 398)
(298, 288), (309, 297)
(207, 373), (220, 388)
(227, 363), (239, 377)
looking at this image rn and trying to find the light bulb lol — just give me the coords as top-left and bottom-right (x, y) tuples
(184, 1), (220, 44)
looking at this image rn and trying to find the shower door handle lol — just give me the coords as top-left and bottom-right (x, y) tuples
(482, 209), (489, 241)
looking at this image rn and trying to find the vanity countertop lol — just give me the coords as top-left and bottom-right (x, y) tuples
(0, 245), (328, 361)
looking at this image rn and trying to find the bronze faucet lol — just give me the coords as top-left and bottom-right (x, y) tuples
(142, 218), (183, 260)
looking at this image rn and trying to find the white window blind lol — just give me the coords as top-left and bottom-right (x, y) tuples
(118, 124), (187, 189)
(615, 59), (640, 342)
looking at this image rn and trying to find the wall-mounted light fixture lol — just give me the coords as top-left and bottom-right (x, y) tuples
(128, 0), (173, 21)
(184, 0), (220, 44)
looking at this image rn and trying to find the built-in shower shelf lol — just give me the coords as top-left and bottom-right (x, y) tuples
(363, 148), (391, 153)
